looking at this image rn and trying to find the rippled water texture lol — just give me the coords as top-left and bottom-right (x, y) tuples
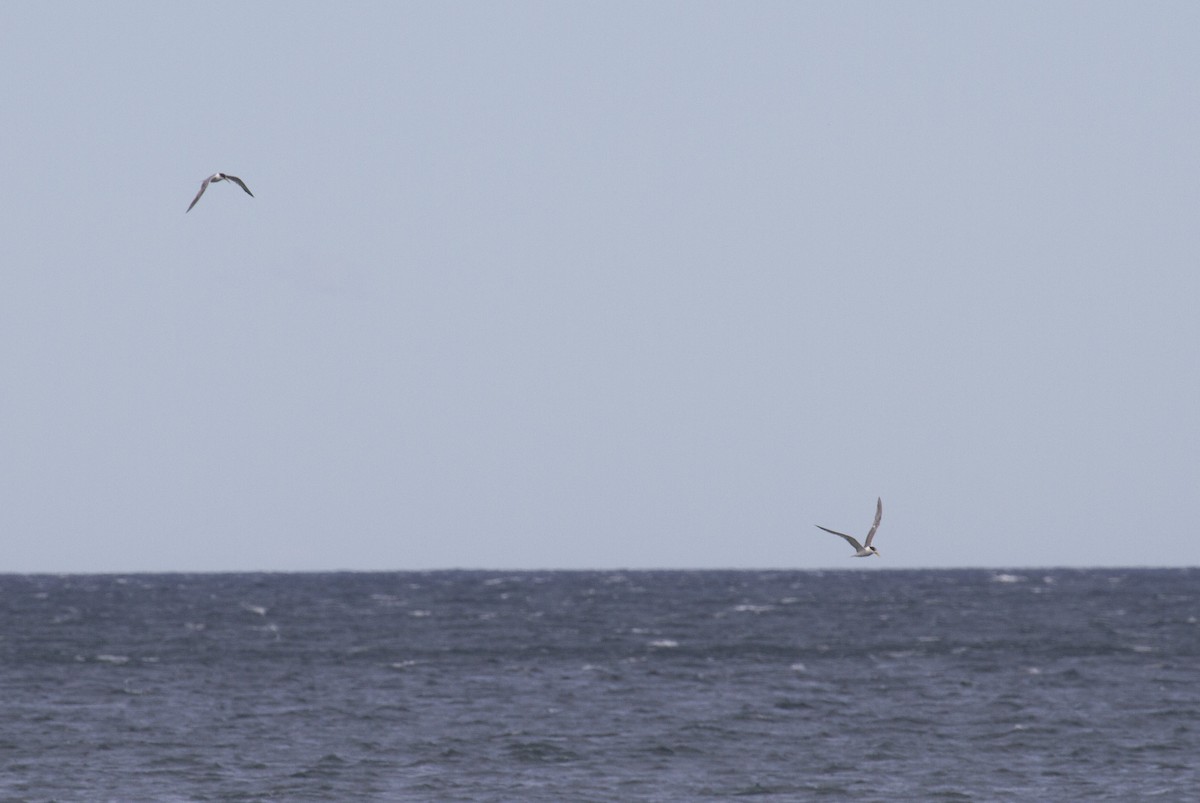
(1, 569), (1197, 800)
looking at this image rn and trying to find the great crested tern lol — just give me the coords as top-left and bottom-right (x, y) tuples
(816, 497), (883, 557)
(186, 173), (254, 213)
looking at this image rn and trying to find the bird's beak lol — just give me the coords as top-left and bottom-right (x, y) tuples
(873, 551), (881, 557)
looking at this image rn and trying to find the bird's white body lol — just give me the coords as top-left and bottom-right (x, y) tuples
(187, 172), (254, 212)
(816, 497), (883, 557)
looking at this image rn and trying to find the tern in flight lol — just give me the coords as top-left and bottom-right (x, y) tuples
(816, 497), (883, 557)
(186, 173), (254, 213)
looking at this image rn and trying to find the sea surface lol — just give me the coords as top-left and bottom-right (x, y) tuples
(1, 569), (1197, 801)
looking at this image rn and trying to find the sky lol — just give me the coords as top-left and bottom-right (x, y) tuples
(2, 2), (1198, 572)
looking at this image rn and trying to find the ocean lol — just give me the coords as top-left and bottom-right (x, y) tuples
(1, 569), (1196, 801)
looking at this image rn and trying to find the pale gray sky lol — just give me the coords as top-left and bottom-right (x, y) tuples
(2, 2), (1197, 572)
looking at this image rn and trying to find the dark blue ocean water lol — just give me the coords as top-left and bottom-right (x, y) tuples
(1, 569), (1197, 801)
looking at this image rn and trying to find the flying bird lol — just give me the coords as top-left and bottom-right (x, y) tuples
(816, 497), (883, 557)
(186, 173), (254, 213)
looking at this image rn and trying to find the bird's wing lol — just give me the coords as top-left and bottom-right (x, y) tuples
(225, 175), (254, 197)
(863, 497), (883, 548)
(186, 177), (212, 213)
(816, 525), (864, 552)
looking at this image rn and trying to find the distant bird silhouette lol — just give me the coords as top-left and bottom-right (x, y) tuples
(816, 497), (883, 557)
(186, 173), (254, 213)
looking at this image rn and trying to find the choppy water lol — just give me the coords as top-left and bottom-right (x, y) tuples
(1, 569), (1197, 801)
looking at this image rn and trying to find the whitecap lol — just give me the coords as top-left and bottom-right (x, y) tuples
(732, 604), (774, 614)
(991, 573), (1025, 583)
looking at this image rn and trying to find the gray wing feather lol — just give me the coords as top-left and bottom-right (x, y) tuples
(186, 177), (211, 213)
(224, 174), (254, 197)
(863, 497), (883, 548)
(815, 525), (864, 552)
